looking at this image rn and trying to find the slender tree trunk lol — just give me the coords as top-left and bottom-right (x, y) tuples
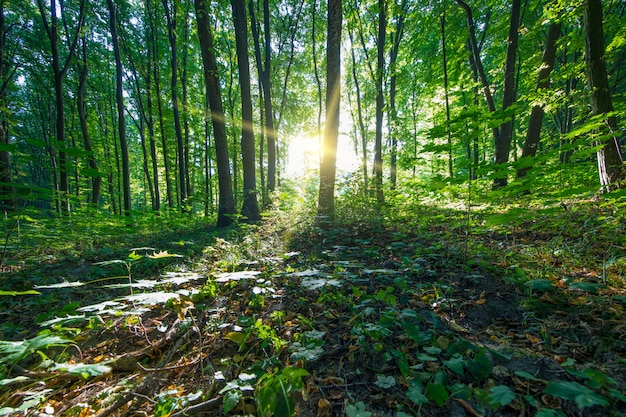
(373, 0), (386, 204)
(318, 0), (342, 222)
(107, 0), (131, 218)
(312, 0), (323, 159)
(195, 0), (236, 227)
(583, 0), (624, 191)
(0, 1), (15, 210)
(262, 0), (277, 193)
(181, 2), (192, 201)
(77, 37), (101, 206)
(441, 10), (453, 178)
(493, 0), (521, 188)
(231, 0), (261, 221)
(455, 0), (497, 133)
(163, 0), (188, 209)
(389, 0), (407, 188)
(144, 6), (161, 211)
(349, 29), (368, 191)
(516, 21), (561, 179)
(37, 0), (85, 214)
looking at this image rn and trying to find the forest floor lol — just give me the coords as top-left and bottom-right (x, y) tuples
(1, 200), (625, 417)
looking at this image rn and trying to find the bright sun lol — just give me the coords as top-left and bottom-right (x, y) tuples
(285, 130), (360, 178)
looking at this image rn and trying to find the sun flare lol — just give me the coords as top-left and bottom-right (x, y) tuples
(285, 131), (360, 178)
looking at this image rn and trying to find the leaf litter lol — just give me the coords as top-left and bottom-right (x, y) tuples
(0, 208), (625, 416)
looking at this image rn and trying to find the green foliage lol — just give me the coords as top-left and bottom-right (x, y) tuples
(255, 366), (309, 417)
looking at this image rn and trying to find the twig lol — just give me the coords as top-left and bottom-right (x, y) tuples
(169, 396), (222, 417)
(94, 323), (189, 417)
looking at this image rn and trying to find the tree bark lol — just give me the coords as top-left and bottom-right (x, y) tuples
(148, 0), (173, 208)
(107, 0), (131, 218)
(163, 0), (188, 209)
(583, 0), (624, 191)
(195, 0), (236, 227)
(516, 21), (561, 179)
(37, 0), (85, 214)
(318, 0), (342, 222)
(0, 1), (15, 210)
(77, 37), (101, 206)
(493, 0), (521, 188)
(231, 0), (260, 221)
(389, 0), (407, 188)
(349, 29), (368, 191)
(373, 0), (386, 204)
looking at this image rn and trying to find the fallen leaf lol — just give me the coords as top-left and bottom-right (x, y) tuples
(317, 398), (332, 417)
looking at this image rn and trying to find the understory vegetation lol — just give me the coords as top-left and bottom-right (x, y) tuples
(1, 181), (625, 417)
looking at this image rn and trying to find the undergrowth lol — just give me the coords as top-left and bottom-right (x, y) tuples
(0, 184), (625, 416)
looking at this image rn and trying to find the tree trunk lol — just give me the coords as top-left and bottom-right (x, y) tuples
(231, 0), (261, 221)
(441, 10), (452, 178)
(77, 37), (101, 206)
(107, 0), (131, 218)
(144, 2), (161, 211)
(516, 21), (561, 179)
(37, 0), (85, 214)
(455, 0), (497, 142)
(583, 0), (624, 191)
(389, 0), (407, 188)
(0, 1), (15, 210)
(195, 0), (236, 227)
(318, 0), (342, 222)
(493, 0), (521, 188)
(349, 29), (368, 191)
(373, 0), (386, 204)
(162, 0), (188, 209)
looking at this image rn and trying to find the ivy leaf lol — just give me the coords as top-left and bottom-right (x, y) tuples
(490, 385), (515, 406)
(465, 349), (492, 381)
(443, 354), (464, 375)
(374, 375), (396, 389)
(426, 382), (449, 406)
(407, 382), (429, 405)
(345, 401), (372, 417)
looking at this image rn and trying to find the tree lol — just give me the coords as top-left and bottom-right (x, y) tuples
(373, 0), (386, 204)
(162, 0), (188, 209)
(0, 0), (18, 210)
(107, 0), (131, 217)
(36, 0), (86, 213)
(231, 0), (260, 221)
(516, 21), (561, 179)
(195, 0), (236, 227)
(583, 0), (624, 191)
(318, 0), (342, 222)
(493, 0), (521, 188)
(76, 36), (101, 206)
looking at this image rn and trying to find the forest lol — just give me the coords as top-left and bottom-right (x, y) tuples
(0, 0), (625, 416)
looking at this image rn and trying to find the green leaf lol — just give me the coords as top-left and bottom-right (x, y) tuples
(374, 375), (396, 389)
(0, 290), (40, 296)
(574, 392), (610, 409)
(51, 362), (112, 378)
(490, 385), (515, 406)
(407, 382), (429, 405)
(426, 382), (449, 406)
(465, 349), (492, 381)
(223, 389), (242, 414)
(443, 354), (464, 375)
(345, 401), (372, 417)
(524, 279), (555, 292)
(544, 380), (591, 400)
(514, 370), (542, 381)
